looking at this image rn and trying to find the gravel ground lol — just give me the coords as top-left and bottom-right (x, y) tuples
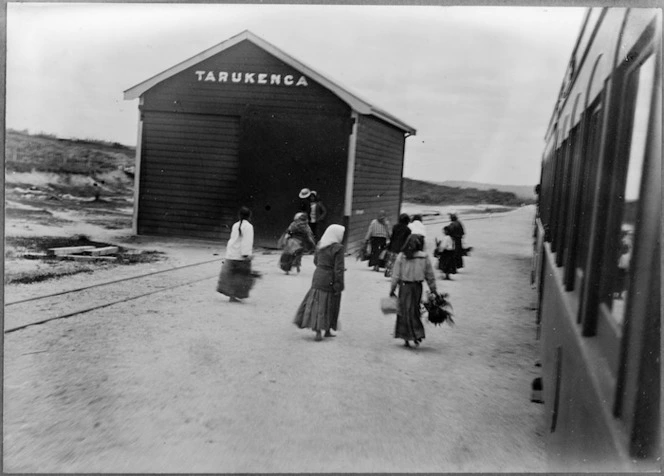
(3, 205), (545, 472)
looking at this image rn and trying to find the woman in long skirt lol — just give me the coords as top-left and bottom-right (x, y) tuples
(434, 225), (457, 280)
(389, 234), (437, 347)
(216, 206), (255, 302)
(447, 212), (465, 270)
(294, 224), (345, 341)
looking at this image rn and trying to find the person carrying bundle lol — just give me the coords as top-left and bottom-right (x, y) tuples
(279, 212), (316, 274)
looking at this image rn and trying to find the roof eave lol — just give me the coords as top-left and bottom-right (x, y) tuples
(369, 109), (416, 135)
(124, 30), (251, 100)
(123, 30), (416, 134)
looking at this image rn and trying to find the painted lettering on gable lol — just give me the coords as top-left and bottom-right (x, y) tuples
(195, 70), (308, 87)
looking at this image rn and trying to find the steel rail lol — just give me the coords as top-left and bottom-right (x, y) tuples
(4, 274), (218, 334)
(5, 257), (223, 306)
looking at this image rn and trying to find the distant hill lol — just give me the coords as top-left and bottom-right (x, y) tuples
(437, 180), (536, 201)
(403, 177), (533, 206)
(5, 129), (137, 198)
(5, 129), (135, 175)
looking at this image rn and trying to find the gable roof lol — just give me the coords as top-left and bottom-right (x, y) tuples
(124, 30), (416, 134)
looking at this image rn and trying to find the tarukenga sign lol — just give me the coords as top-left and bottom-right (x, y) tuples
(195, 70), (309, 87)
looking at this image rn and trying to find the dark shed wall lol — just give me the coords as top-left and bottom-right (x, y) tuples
(138, 112), (240, 239)
(138, 40), (353, 242)
(348, 115), (406, 250)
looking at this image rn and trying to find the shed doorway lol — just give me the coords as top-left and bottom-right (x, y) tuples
(238, 111), (350, 247)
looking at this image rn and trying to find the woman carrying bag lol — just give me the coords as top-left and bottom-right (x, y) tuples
(389, 234), (437, 348)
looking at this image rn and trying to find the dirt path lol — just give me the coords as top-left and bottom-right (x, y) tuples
(3, 206), (544, 472)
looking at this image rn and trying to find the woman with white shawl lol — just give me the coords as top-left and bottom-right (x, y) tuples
(294, 224), (345, 341)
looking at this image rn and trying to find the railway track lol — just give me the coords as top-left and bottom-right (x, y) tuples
(4, 258), (223, 334)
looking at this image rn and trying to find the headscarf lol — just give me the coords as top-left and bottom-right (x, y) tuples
(401, 234), (424, 259)
(294, 212), (308, 222)
(317, 224), (345, 249)
(408, 219), (426, 236)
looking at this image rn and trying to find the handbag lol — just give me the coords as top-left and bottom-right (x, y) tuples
(380, 296), (398, 315)
(357, 241), (371, 261)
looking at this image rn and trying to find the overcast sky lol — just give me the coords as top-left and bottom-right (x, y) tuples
(6, 3), (587, 186)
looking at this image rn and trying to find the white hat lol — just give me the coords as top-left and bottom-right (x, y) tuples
(299, 188), (311, 199)
(310, 190), (318, 197)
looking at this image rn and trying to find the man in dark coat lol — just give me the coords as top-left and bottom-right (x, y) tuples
(307, 191), (327, 241)
(447, 212), (465, 269)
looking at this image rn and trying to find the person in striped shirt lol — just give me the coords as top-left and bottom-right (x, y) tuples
(364, 210), (391, 272)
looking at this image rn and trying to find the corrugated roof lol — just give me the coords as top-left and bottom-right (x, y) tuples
(124, 30), (416, 134)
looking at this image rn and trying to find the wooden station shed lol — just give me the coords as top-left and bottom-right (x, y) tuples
(124, 30), (416, 249)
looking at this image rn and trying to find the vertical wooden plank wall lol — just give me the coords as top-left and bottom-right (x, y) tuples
(347, 115), (407, 251)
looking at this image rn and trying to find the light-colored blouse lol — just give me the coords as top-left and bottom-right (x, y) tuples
(437, 235), (455, 251)
(226, 220), (254, 260)
(408, 220), (427, 237)
(391, 251), (437, 291)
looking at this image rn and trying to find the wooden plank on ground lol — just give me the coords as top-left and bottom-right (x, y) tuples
(47, 246), (96, 256)
(88, 246), (119, 256)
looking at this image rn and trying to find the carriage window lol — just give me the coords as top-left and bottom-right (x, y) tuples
(610, 54), (655, 326)
(577, 103), (602, 273)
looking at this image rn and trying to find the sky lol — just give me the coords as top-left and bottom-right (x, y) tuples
(5, 3), (587, 186)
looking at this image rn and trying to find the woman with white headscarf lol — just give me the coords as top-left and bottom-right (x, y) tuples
(294, 224), (345, 341)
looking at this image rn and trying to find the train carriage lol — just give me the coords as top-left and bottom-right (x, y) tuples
(534, 7), (660, 471)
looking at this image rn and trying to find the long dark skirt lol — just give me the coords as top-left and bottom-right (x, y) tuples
(438, 249), (457, 276)
(216, 259), (254, 299)
(369, 237), (387, 267)
(453, 237), (464, 269)
(394, 282), (425, 341)
(294, 288), (341, 332)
